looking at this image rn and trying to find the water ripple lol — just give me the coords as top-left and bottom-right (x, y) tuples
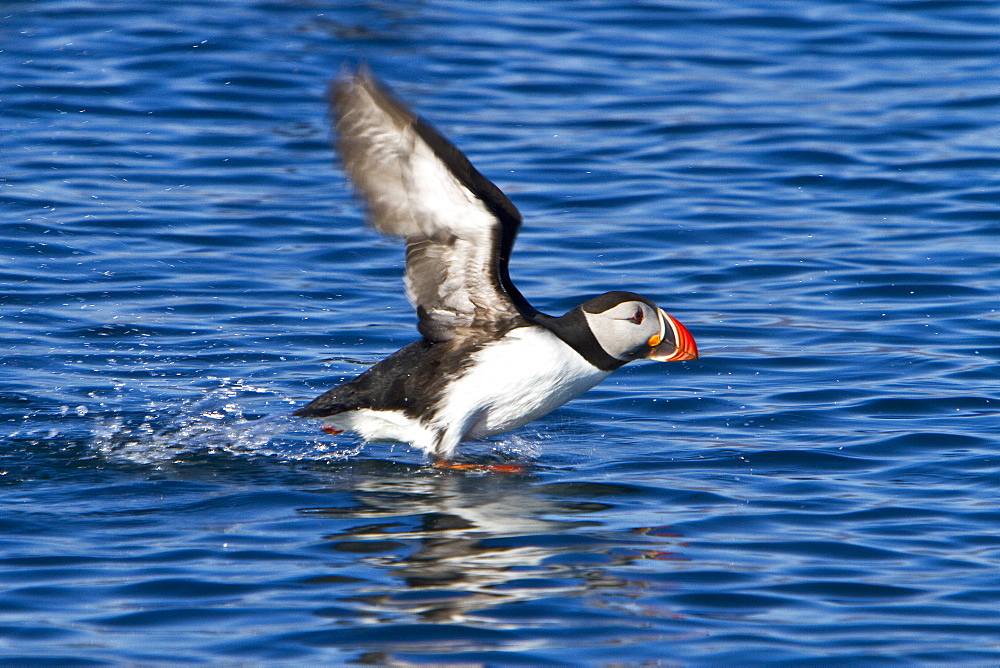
(3, 0), (1000, 663)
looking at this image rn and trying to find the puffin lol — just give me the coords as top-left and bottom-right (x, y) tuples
(295, 68), (698, 465)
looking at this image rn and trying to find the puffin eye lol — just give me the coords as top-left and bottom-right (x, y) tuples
(627, 308), (644, 324)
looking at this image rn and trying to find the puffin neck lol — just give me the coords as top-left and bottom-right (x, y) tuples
(531, 309), (628, 372)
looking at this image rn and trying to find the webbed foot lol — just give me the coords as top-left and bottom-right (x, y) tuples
(432, 460), (527, 474)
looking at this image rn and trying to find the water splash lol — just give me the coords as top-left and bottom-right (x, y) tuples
(90, 378), (365, 464)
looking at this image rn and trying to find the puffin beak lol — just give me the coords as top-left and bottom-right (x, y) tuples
(646, 308), (698, 362)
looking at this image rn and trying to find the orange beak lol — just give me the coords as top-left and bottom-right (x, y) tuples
(646, 308), (698, 362)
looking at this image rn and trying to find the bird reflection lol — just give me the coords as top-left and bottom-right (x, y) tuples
(299, 465), (686, 626)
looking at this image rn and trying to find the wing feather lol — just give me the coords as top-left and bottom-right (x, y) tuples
(331, 68), (534, 341)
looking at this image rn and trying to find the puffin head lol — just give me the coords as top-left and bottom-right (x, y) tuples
(578, 291), (698, 366)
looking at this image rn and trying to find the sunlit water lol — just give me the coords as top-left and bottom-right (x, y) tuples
(3, 0), (1000, 663)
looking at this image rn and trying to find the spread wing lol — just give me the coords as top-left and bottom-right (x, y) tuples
(331, 68), (535, 342)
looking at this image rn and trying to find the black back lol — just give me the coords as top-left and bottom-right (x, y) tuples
(293, 337), (485, 420)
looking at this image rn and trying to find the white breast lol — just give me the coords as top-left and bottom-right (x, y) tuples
(431, 326), (610, 456)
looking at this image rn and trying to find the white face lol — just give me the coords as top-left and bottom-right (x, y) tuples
(583, 300), (664, 362)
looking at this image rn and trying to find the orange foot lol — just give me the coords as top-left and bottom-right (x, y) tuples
(433, 461), (527, 474)
(321, 426), (343, 435)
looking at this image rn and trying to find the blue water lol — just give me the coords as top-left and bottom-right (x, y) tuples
(3, 0), (1000, 663)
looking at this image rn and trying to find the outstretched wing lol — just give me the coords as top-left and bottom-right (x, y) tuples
(332, 68), (535, 342)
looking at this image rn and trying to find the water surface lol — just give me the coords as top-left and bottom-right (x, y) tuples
(3, 0), (1000, 664)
